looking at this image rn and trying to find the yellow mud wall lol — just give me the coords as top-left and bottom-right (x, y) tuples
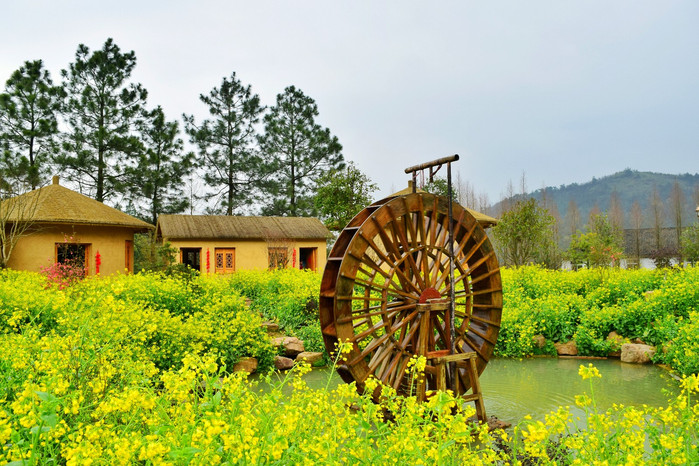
(166, 238), (327, 274)
(7, 224), (139, 276)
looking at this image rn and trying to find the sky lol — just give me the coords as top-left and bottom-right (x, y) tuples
(2, 1), (698, 205)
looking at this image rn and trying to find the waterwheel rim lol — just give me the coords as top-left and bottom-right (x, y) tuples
(319, 192), (502, 398)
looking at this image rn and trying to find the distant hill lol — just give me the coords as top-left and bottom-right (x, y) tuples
(493, 169), (699, 231)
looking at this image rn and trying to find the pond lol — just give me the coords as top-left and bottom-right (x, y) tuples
(479, 358), (679, 423)
(264, 358), (680, 424)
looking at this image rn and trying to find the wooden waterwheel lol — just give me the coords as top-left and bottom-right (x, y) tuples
(319, 184), (502, 401)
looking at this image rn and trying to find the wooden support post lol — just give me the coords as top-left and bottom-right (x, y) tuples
(416, 303), (431, 402)
(428, 351), (487, 423)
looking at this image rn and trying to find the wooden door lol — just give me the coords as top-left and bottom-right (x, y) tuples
(215, 248), (235, 273)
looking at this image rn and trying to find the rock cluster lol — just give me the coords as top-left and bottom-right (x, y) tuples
(233, 334), (325, 374)
(530, 332), (657, 365)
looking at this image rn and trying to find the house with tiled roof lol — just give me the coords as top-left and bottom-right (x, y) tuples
(156, 214), (330, 274)
(1, 176), (153, 275)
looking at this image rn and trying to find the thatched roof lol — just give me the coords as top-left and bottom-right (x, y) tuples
(383, 182), (499, 228)
(157, 214), (331, 241)
(1, 177), (153, 230)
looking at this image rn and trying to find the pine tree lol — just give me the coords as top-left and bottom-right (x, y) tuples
(56, 38), (147, 202)
(127, 106), (193, 224)
(260, 86), (344, 216)
(0, 60), (62, 190)
(184, 73), (265, 215)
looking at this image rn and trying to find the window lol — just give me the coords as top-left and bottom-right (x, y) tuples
(56, 242), (90, 275)
(268, 247), (289, 269)
(215, 248), (235, 273)
(181, 248), (201, 271)
(299, 247), (317, 271)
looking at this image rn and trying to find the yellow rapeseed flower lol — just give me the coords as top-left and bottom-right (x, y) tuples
(578, 363), (602, 380)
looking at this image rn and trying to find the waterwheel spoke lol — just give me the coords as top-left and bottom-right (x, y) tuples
(433, 221), (477, 290)
(379, 351), (403, 385)
(428, 211), (455, 286)
(387, 210), (426, 290)
(360, 229), (419, 292)
(430, 314), (450, 350)
(392, 356), (412, 390)
(368, 341), (396, 372)
(340, 300), (413, 320)
(347, 309), (420, 364)
(348, 274), (415, 301)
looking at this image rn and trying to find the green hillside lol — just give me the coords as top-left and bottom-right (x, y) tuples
(496, 169), (699, 230)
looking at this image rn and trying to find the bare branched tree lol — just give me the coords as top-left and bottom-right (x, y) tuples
(0, 182), (42, 268)
(630, 200), (643, 265)
(264, 235), (293, 269)
(609, 191), (624, 232)
(566, 199), (581, 237)
(670, 180), (684, 258)
(650, 185), (665, 249)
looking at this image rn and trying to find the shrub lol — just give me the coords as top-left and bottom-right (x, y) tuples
(499, 265), (699, 374)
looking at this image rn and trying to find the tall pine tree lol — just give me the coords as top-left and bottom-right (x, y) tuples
(56, 38), (147, 202)
(260, 86), (344, 216)
(184, 73), (266, 215)
(0, 60), (62, 191)
(127, 106), (193, 225)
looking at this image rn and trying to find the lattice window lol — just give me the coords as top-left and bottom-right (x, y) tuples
(215, 248), (235, 273)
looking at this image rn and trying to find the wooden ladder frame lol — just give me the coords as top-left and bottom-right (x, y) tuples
(415, 301), (487, 423)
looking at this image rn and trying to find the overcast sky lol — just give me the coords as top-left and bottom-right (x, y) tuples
(2, 1), (698, 204)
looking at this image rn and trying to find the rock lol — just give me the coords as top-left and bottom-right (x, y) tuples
(274, 355), (294, 370)
(532, 334), (546, 349)
(554, 340), (578, 356)
(261, 321), (280, 332)
(271, 336), (305, 357)
(296, 351), (324, 365)
(632, 338), (646, 345)
(621, 343), (656, 364)
(233, 357), (258, 374)
(606, 331), (625, 357)
(487, 416), (512, 432)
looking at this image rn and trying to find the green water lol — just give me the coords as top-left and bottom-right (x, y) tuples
(269, 358), (680, 424)
(479, 358), (679, 423)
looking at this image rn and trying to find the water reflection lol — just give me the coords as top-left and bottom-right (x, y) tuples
(255, 358), (680, 424)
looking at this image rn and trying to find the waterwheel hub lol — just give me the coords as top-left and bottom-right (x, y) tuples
(418, 287), (442, 304)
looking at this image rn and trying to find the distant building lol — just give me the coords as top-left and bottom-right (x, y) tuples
(156, 214), (330, 274)
(2, 176), (153, 275)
